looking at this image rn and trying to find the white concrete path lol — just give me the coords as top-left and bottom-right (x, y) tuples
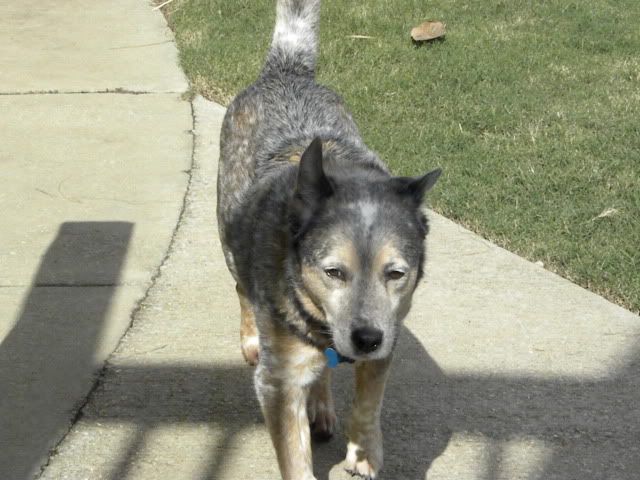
(0, 1), (190, 478)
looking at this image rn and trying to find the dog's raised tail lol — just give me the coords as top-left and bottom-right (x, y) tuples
(263, 0), (321, 77)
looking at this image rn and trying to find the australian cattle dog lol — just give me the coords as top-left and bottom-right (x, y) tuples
(216, 1), (441, 478)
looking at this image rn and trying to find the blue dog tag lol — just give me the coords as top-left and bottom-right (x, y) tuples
(324, 347), (340, 368)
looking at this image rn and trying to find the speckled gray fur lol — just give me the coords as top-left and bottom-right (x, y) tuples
(221, 5), (375, 276)
(216, 0), (441, 346)
(216, 2), (440, 476)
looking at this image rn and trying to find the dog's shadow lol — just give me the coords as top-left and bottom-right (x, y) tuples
(313, 326), (451, 479)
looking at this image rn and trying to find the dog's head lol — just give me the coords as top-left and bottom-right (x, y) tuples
(289, 138), (441, 360)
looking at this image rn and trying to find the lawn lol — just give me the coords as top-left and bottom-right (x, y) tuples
(161, 0), (640, 313)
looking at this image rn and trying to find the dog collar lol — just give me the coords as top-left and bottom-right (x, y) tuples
(324, 347), (354, 368)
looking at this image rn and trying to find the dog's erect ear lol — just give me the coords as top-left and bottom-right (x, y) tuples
(295, 137), (333, 207)
(392, 168), (442, 205)
(290, 138), (333, 236)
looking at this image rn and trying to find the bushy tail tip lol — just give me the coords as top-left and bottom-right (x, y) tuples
(263, 0), (321, 77)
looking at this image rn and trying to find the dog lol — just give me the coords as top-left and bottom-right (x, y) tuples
(216, 1), (441, 478)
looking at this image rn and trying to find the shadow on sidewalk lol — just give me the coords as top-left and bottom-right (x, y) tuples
(0, 222), (132, 480)
(73, 323), (639, 480)
(5, 223), (638, 478)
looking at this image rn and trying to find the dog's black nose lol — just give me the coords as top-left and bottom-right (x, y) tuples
(351, 326), (383, 354)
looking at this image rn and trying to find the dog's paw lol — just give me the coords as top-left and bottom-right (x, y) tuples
(308, 397), (337, 442)
(344, 441), (381, 479)
(240, 335), (259, 366)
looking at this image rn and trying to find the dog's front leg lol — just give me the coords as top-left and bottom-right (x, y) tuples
(308, 367), (337, 440)
(345, 356), (393, 479)
(255, 360), (320, 480)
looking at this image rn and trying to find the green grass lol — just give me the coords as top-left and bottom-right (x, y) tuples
(162, 0), (640, 313)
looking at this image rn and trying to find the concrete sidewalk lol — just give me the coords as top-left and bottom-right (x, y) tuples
(36, 97), (640, 480)
(3, 3), (639, 480)
(0, 1), (191, 478)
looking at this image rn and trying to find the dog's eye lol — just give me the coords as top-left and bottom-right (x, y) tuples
(324, 268), (345, 281)
(387, 270), (405, 281)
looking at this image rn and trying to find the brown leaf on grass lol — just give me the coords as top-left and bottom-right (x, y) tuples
(411, 21), (446, 42)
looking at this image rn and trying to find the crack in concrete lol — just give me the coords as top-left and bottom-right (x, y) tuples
(34, 283), (120, 287)
(0, 283), (137, 288)
(32, 99), (198, 479)
(0, 89), (185, 96)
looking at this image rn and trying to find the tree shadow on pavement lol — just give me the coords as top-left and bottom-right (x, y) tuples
(300, 325), (639, 479)
(6, 221), (638, 480)
(87, 326), (452, 480)
(92, 324), (639, 480)
(0, 222), (132, 480)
